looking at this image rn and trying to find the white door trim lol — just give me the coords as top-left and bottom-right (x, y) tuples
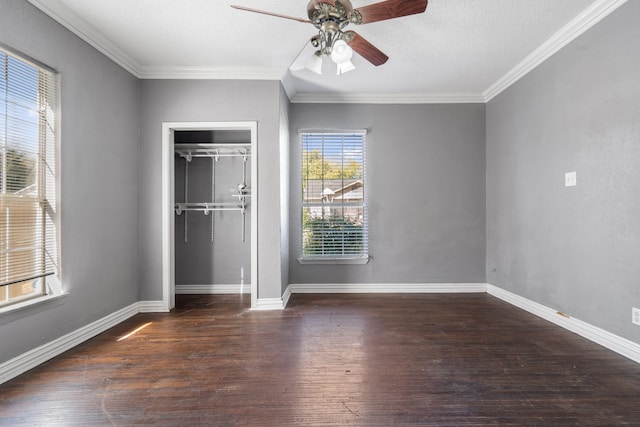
(161, 121), (258, 310)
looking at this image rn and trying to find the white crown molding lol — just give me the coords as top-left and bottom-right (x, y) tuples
(138, 66), (286, 80)
(27, 0), (627, 103)
(176, 284), (251, 295)
(280, 72), (298, 101)
(287, 283), (487, 294)
(26, 0), (142, 77)
(483, 0), (628, 102)
(487, 284), (640, 364)
(291, 92), (486, 104)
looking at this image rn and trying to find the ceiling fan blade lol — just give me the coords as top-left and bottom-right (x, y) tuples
(230, 5), (310, 23)
(354, 0), (428, 24)
(344, 31), (388, 66)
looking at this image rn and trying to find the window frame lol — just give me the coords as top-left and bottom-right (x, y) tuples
(0, 43), (62, 314)
(298, 130), (369, 265)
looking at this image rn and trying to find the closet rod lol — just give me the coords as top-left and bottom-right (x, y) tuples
(175, 202), (246, 215)
(176, 143), (250, 147)
(176, 152), (251, 160)
(176, 207), (244, 213)
(175, 143), (250, 151)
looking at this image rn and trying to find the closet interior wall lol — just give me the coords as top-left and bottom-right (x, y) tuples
(174, 130), (251, 287)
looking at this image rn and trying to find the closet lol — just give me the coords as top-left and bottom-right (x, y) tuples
(173, 130), (251, 290)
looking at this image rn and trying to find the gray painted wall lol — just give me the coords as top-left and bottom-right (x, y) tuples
(486, 1), (640, 343)
(289, 103), (486, 284)
(138, 80), (287, 301)
(279, 86), (291, 295)
(0, 0), (140, 362)
(4, 0), (637, 370)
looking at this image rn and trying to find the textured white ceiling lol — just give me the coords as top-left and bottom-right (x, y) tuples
(27, 0), (622, 102)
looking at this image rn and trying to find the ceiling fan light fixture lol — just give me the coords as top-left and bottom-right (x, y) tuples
(232, 0), (429, 74)
(331, 39), (355, 75)
(336, 60), (356, 75)
(330, 39), (353, 65)
(305, 51), (323, 75)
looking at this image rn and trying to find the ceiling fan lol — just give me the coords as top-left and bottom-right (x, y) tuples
(231, 0), (428, 75)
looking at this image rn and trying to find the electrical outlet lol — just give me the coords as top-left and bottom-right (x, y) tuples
(565, 171), (577, 187)
(633, 308), (640, 326)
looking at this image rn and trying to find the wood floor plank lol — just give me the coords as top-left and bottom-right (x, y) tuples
(1, 293), (639, 426)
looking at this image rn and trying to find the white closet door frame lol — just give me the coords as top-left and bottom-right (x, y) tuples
(161, 121), (258, 310)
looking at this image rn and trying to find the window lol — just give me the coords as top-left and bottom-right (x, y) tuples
(300, 131), (368, 263)
(0, 46), (59, 309)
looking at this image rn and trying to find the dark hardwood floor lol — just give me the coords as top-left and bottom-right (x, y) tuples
(1, 293), (640, 426)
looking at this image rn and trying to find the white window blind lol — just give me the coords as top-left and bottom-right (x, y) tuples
(300, 131), (368, 260)
(0, 46), (58, 306)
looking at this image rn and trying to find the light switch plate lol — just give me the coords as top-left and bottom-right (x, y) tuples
(565, 171), (577, 187)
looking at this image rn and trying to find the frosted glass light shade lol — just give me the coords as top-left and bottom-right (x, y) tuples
(330, 40), (353, 64)
(336, 60), (356, 75)
(305, 52), (323, 75)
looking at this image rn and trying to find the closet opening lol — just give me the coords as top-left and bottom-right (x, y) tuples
(161, 122), (258, 311)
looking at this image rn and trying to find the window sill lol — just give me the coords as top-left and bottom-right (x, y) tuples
(298, 256), (370, 265)
(0, 292), (69, 324)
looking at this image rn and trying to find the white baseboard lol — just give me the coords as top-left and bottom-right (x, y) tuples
(4, 284), (637, 386)
(137, 300), (169, 313)
(175, 284), (251, 294)
(253, 297), (285, 311)
(287, 283), (487, 294)
(282, 286), (292, 308)
(0, 300), (167, 385)
(487, 284), (640, 364)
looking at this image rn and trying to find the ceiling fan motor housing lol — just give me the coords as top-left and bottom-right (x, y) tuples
(232, 0), (427, 68)
(307, 0), (360, 28)
(308, 0), (361, 55)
